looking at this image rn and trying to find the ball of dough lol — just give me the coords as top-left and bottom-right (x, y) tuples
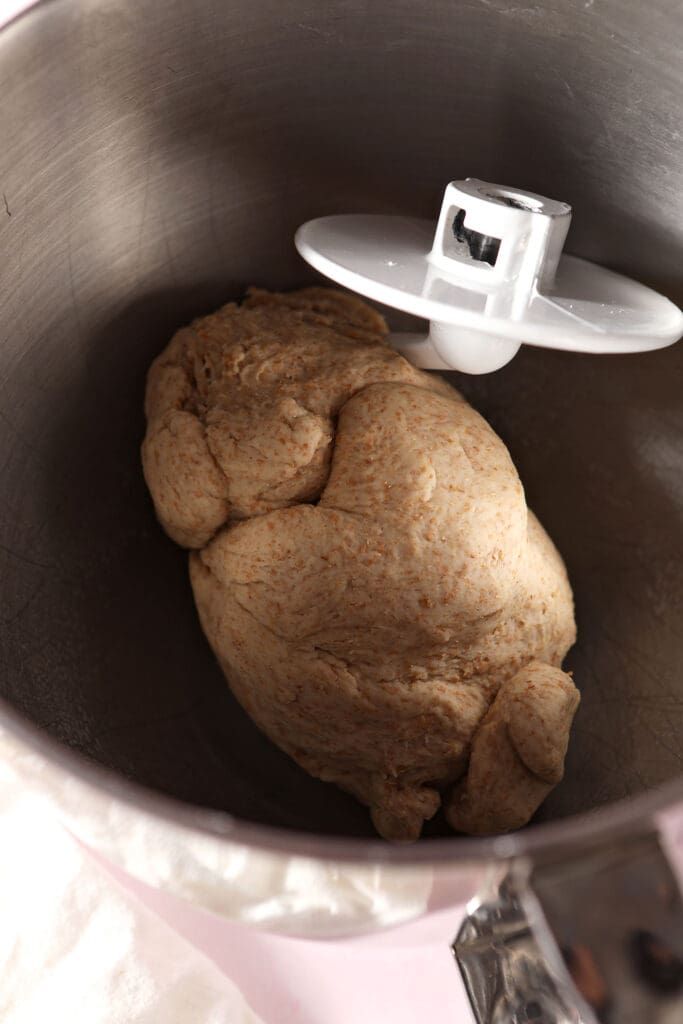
(142, 287), (579, 840)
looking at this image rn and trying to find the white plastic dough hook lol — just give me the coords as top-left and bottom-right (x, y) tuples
(295, 178), (683, 374)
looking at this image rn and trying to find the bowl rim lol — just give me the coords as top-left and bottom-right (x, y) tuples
(2, 694), (682, 866)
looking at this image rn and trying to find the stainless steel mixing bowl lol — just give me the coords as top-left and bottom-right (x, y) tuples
(0, 1), (681, 1020)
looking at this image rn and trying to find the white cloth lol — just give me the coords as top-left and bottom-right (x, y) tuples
(0, 725), (264, 1024)
(0, 721), (477, 1024)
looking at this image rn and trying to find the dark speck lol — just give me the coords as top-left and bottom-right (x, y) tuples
(631, 929), (683, 994)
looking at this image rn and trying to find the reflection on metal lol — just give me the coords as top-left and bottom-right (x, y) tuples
(454, 867), (586, 1024)
(454, 834), (683, 1024)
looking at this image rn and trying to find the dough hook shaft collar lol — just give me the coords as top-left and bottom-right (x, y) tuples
(295, 178), (683, 374)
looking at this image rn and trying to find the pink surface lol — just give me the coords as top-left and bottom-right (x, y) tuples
(95, 847), (474, 1024)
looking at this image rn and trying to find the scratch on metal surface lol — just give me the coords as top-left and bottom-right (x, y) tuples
(0, 539), (53, 571)
(159, 200), (182, 289)
(639, 718), (683, 765)
(561, 78), (576, 102)
(577, 726), (628, 774)
(66, 237), (82, 330)
(593, 619), (676, 699)
(297, 21), (335, 40)
(474, 1), (542, 15)
(2, 192), (10, 217)
(586, 696), (683, 710)
(0, 407), (45, 465)
(65, 187), (89, 340)
(136, 143), (154, 277)
(2, 580), (45, 626)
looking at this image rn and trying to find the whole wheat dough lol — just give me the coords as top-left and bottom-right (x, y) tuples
(142, 287), (579, 840)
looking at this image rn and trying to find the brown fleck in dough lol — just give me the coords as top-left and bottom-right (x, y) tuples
(142, 287), (579, 840)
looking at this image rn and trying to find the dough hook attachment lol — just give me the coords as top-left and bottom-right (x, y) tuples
(295, 178), (683, 374)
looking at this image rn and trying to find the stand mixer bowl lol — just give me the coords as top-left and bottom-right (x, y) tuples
(0, 1), (681, 1020)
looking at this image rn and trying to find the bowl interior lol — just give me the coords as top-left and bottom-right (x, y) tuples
(0, 0), (681, 840)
